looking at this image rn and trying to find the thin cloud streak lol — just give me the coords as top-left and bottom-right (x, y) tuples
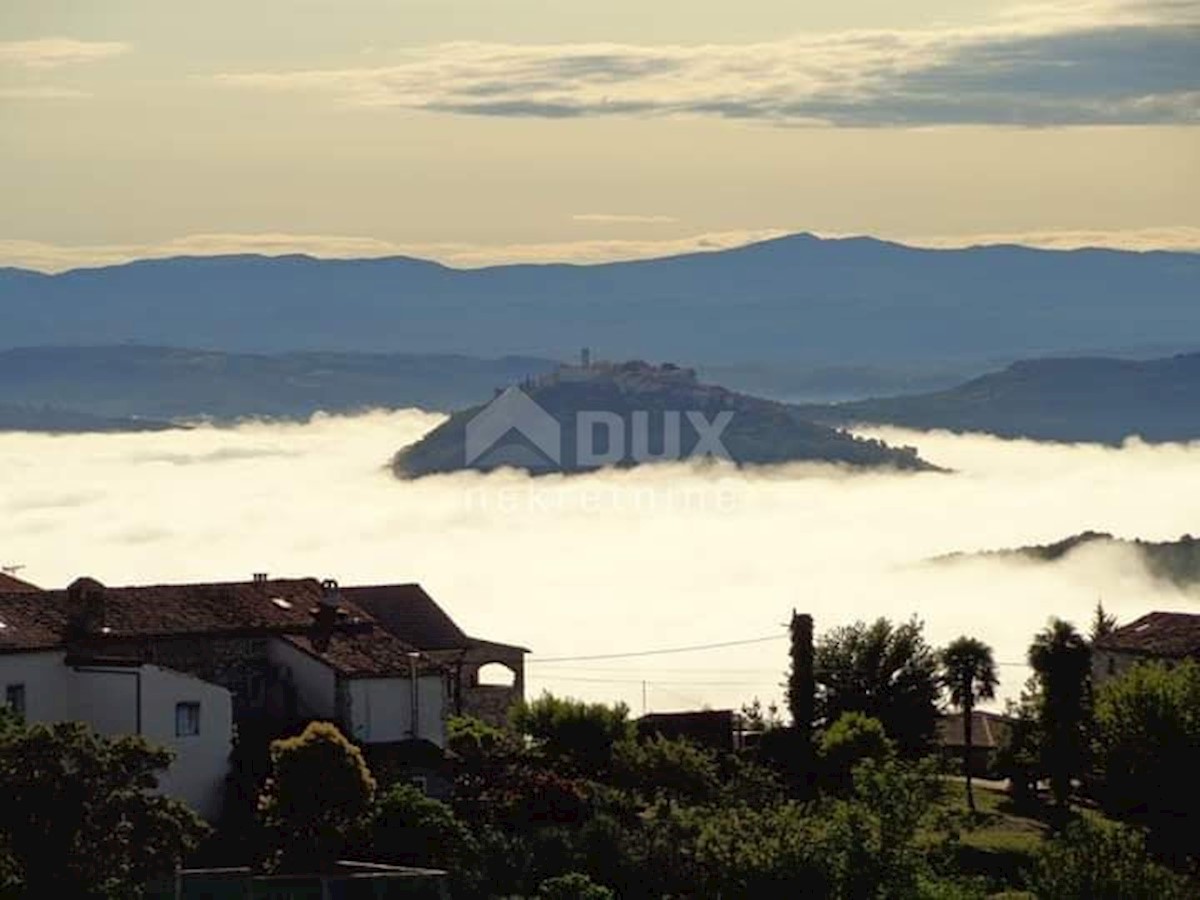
(0, 412), (1197, 713)
(0, 38), (130, 69)
(0, 86), (90, 100)
(211, 2), (1200, 126)
(572, 214), (679, 224)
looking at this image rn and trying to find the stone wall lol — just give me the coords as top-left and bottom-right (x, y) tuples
(80, 634), (273, 721)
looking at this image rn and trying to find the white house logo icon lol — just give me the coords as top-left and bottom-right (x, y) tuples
(465, 387), (562, 467)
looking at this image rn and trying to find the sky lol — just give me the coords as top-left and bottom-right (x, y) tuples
(1, 0), (1198, 270)
(2, 412), (1197, 714)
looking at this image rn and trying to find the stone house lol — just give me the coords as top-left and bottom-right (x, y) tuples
(1092, 611), (1200, 685)
(936, 710), (1013, 777)
(0, 574), (527, 819)
(344, 583), (528, 727)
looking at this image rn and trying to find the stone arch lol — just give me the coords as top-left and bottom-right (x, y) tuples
(475, 661), (517, 688)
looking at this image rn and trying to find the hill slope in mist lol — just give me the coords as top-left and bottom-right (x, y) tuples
(2, 234), (1197, 366)
(794, 352), (1200, 443)
(936, 531), (1200, 589)
(392, 360), (934, 477)
(0, 346), (558, 423)
(0, 402), (176, 433)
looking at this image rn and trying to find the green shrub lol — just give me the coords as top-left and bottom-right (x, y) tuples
(820, 711), (895, 793)
(1029, 819), (1191, 899)
(537, 871), (615, 900)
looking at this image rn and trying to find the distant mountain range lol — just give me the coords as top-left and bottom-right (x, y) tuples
(392, 360), (934, 477)
(935, 531), (1200, 589)
(794, 352), (1200, 443)
(2, 234), (1197, 367)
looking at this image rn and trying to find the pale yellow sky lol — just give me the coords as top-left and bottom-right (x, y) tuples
(1, 0), (1197, 269)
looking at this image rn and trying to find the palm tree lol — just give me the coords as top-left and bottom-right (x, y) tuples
(1028, 618), (1091, 808)
(941, 636), (999, 813)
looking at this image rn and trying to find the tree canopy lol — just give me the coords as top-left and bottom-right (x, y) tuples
(258, 721), (377, 872)
(940, 636), (999, 812)
(814, 617), (941, 756)
(0, 718), (207, 899)
(1028, 618), (1091, 807)
(1093, 660), (1200, 851)
(511, 693), (634, 777)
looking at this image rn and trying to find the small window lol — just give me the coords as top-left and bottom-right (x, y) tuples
(408, 775), (428, 795)
(175, 702), (201, 737)
(5, 684), (25, 719)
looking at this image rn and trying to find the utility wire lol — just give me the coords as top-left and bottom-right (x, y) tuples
(529, 674), (781, 687)
(528, 632), (787, 663)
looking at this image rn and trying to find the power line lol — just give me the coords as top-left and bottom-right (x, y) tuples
(529, 674), (781, 687)
(528, 632), (787, 664)
(532, 664), (785, 674)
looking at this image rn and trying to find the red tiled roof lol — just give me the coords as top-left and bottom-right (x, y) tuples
(343, 584), (528, 654)
(0, 578), (327, 650)
(343, 584), (469, 650)
(1093, 611), (1200, 657)
(0, 591), (63, 652)
(0, 577), (443, 678)
(0, 572), (39, 592)
(283, 630), (438, 680)
(937, 711), (1013, 750)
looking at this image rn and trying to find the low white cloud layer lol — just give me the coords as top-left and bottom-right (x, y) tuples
(0, 38), (129, 69)
(905, 225), (1200, 253)
(212, 1), (1200, 126)
(1, 413), (1196, 713)
(2, 225), (1196, 274)
(0, 230), (787, 272)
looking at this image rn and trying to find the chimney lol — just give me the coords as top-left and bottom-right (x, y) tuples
(320, 578), (341, 609)
(253, 572), (269, 584)
(311, 578), (344, 638)
(66, 577), (107, 636)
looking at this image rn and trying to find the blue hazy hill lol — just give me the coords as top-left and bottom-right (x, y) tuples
(2, 234), (1196, 366)
(793, 352), (1200, 443)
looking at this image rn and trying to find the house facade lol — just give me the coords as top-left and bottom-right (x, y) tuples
(1092, 611), (1200, 685)
(0, 574), (526, 820)
(936, 710), (1013, 778)
(343, 583), (529, 727)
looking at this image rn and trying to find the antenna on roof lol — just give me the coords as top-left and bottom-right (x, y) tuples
(1, 565), (25, 576)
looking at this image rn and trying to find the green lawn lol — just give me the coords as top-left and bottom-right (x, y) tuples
(931, 778), (1123, 896)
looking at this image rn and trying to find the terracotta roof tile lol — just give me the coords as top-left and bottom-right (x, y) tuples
(341, 584), (469, 650)
(0, 578), (445, 677)
(937, 711), (1012, 750)
(0, 572), (39, 592)
(1094, 611), (1200, 657)
(344, 584), (528, 653)
(283, 630), (440, 679)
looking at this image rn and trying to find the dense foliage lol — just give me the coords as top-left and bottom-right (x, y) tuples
(0, 715), (207, 899)
(1030, 819), (1193, 899)
(257, 720), (377, 872)
(815, 617), (942, 756)
(1028, 618), (1092, 808)
(1093, 660), (1200, 853)
(511, 693), (634, 778)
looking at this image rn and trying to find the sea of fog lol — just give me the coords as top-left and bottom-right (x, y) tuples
(2, 410), (1197, 714)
